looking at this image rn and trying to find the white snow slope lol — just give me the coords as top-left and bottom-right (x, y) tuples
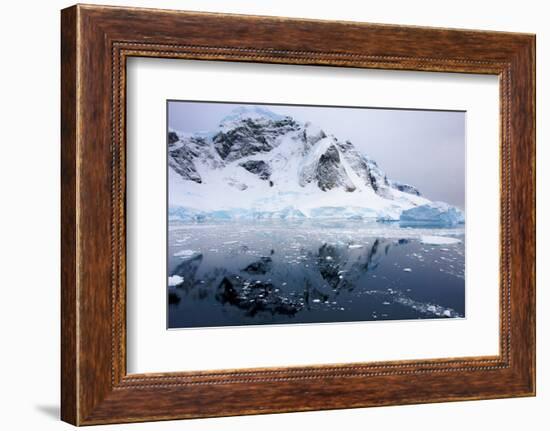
(168, 106), (462, 223)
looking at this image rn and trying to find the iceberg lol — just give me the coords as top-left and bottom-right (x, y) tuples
(399, 202), (464, 227)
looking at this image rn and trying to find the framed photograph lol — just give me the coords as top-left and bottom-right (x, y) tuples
(165, 100), (467, 329)
(61, 4), (536, 425)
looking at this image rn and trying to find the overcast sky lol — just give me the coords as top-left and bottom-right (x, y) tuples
(168, 101), (465, 209)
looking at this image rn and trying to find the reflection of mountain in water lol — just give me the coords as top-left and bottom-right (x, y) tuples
(168, 237), (461, 322)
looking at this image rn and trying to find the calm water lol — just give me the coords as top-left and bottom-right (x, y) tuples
(167, 219), (465, 329)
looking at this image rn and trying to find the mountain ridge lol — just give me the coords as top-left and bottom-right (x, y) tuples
(168, 106), (459, 222)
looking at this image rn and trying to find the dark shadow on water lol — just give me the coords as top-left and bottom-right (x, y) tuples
(168, 223), (466, 328)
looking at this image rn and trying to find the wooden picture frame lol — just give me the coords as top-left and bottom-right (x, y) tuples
(61, 4), (535, 425)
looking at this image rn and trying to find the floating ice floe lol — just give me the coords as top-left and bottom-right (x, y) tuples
(168, 275), (184, 286)
(394, 295), (462, 318)
(173, 249), (199, 259)
(403, 268), (412, 272)
(420, 236), (461, 245)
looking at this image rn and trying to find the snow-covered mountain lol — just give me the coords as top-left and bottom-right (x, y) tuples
(168, 106), (459, 222)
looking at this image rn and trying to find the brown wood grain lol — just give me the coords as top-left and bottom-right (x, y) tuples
(61, 4), (536, 425)
(60, 5), (78, 425)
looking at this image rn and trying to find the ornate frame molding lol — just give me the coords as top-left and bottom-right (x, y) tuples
(61, 5), (535, 425)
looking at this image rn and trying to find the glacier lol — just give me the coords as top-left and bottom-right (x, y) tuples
(168, 106), (463, 224)
(400, 202), (465, 227)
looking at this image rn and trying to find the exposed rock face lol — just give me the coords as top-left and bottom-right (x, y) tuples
(316, 144), (356, 192)
(168, 106), (435, 220)
(239, 160), (272, 181)
(168, 131), (180, 145)
(389, 180), (421, 196)
(302, 122), (327, 147)
(213, 117), (300, 162)
(336, 140), (375, 189)
(169, 107), (423, 198)
(168, 133), (224, 184)
(168, 143), (203, 183)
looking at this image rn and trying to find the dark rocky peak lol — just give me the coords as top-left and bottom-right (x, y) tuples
(213, 125), (273, 161)
(168, 136), (221, 184)
(168, 106), (423, 200)
(316, 145), (356, 192)
(239, 160), (272, 181)
(363, 155), (421, 197)
(336, 139), (376, 189)
(390, 181), (421, 196)
(213, 113), (300, 162)
(302, 122), (327, 148)
(168, 130), (180, 145)
(169, 144), (202, 184)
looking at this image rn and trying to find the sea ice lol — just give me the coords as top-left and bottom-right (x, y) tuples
(173, 249), (198, 258)
(168, 275), (184, 286)
(420, 236), (461, 245)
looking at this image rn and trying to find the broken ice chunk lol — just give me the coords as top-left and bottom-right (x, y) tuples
(173, 249), (199, 259)
(421, 236), (461, 246)
(168, 275), (184, 286)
